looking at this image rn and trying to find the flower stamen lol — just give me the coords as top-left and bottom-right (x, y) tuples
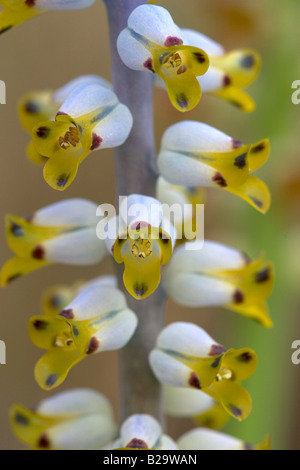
(59, 126), (80, 150)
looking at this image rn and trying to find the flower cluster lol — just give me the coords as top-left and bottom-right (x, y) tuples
(1, 1), (273, 451)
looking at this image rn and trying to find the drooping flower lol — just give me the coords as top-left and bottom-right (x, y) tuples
(105, 414), (177, 450)
(156, 176), (204, 242)
(1, 198), (107, 286)
(0, 0), (96, 34)
(10, 388), (117, 450)
(155, 29), (260, 112)
(117, 4), (209, 112)
(157, 121), (271, 213)
(28, 279), (138, 390)
(30, 82), (133, 190)
(178, 428), (270, 451)
(163, 240), (274, 328)
(18, 75), (111, 165)
(149, 322), (257, 421)
(106, 194), (176, 300)
(163, 386), (229, 430)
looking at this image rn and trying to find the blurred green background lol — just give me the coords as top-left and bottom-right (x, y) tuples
(0, 0), (299, 449)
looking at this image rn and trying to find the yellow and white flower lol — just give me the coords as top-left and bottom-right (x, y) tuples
(149, 322), (257, 421)
(117, 4), (209, 112)
(0, 0), (95, 34)
(11, 388), (117, 450)
(106, 194), (176, 300)
(163, 240), (274, 328)
(1, 198), (107, 286)
(30, 82), (132, 190)
(158, 121), (271, 213)
(28, 277), (138, 390)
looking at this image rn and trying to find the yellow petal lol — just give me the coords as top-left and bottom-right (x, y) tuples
(43, 147), (84, 191)
(211, 49), (261, 88)
(210, 86), (256, 112)
(255, 437), (271, 451)
(161, 66), (202, 112)
(18, 90), (57, 134)
(1, 256), (50, 287)
(248, 139), (270, 172)
(34, 348), (83, 391)
(228, 301), (273, 328)
(0, 3), (43, 35)
(32, 121), (71, 158)
(222, 348), (257, 382)
(10, 404), (55, 448)
(223, 175), (271, 214)
(205, 380), (252, 421)
(27, 141), (48, 165)
(194, 402), (229, 430)
(28, 315), (71, 350)
(42, 284), (80, 317)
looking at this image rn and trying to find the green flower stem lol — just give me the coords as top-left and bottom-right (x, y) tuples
(104, 0), (166, 424)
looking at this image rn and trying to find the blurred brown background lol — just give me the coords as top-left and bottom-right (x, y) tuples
(1, 0), (300, 449)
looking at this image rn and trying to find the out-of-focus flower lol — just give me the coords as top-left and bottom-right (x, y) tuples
(156, 176), (204, 242)
(163, 240), (274, 328)
(157, 121), (271, 213)
(117, 4), (209, 112)
(0, 0), (96, 34)
(31, 83), (132, 190)
(177, 428), (270, 451)
(10, 388), (117, 450)
(163, 386), (229, 430)
(18, 75), (111, 165)
(28, 280), (138, 390)
(149, 322), (257, 421)
(180, 29), (260, 112)
(1, 198), (107, 286)
(41, 274), (117, 317)
(106, 194), (176, 300)
(105, 414), (177, 450)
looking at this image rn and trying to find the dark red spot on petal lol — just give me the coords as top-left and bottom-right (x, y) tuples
(24, 101), (39, 114)
(126, 439), (148, 449)
(188, 372), (201, 389)
(14, 413), (29, 426)
(36, 126), (50, 139)
(90, 133), (103, 151)
(164, 36), (183, 47)
(143, 58), (155, 73)
(133, 283), (148, 297)
(57, 174), (69, 188)
(238, 352), (253, 362)
(209, 344), (226, 356)
(38, 434), (50, 449)
(232, 138), (243, 149)
(240, 55), (255, 69)
(176, 94), (188, 109)
(10, 222), (24, 237)
(193, 52), (207, 64)
(87, 337), (99, 355)
(233, 289), (244, 303)
(234, 153), (247, 169)
(33, 320), (48, 330)
(45, 374), (59, 388)
(230, 405), (243, 418)
(32, 245), (45, 260)
(251, 142), (266, 153)
(223, 75), (232, 87)
(255, 267), (270, 283)
(56, 111), (68, 117)
(211, 356), (222, 368)
(59, 309), (74, 320)
(212, 172), (227, 187)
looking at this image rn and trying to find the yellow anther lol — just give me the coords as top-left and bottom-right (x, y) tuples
(131, 238), (153, 259)
(55, 333), (73, 348)
(59, 126), (80, 150)
(216, 368), (233, 382)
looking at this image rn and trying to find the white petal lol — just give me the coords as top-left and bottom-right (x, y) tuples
(164, 386), (215, 417)
(37, 388), (114, 419)
(117, 29), (151, 72)
(149, 350), (193, 388)
(91, 307), (138, 352)
(120, 414), (162, 449)
(181, 29), (224, 57)
(120, 194), (162, 229)
(161, 217), (177, 249)
(32, 198), (99, 227)
(161, 121), (234, 153)
(163, 272), (235, 307)
(156, 435), (178, 450)
(35, 0), (95, 11)
(166, 240), (247, 274)
(198, 67), (226, 92)
(58, 83), (117, 119)
(92, 103), (133, 149)
(47, 415), (117, 450)
(42, 227), (107, 265)
(54, 75), (111, 103)
(178, 429), (245, 451)
(155, 322), (219, 358)
(158, 149), (216, 186)
(128, 5), (183, 48)
(62, 286), (127, 321)
(79, 275), (117, 293)
(101, 438), (122, 450)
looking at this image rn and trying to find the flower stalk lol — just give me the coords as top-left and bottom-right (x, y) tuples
(104, 0), (166, 424)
